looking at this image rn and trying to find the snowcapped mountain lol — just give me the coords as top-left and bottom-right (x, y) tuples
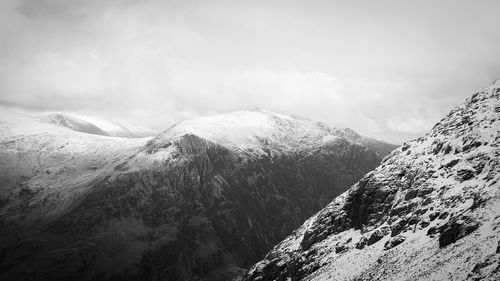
(0, 108), (147, 226)
(244, 80), (500, 281)
(148, 107), (395, 158)
(38, 113), (111, 136)
(0, 107), (396, 281)
(37, 112), (160, 138)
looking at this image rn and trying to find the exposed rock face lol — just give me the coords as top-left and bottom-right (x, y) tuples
(244, 80), (500, 281)
(0, 108), (396, 281)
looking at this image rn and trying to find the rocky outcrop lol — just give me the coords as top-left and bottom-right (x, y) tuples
(438, 215), (480, 248)
(244, 80), (500, 281)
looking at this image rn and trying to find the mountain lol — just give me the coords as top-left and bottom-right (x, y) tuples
(149, 107), (396, 158)
(37, 112), (160, 138)
(0, 107), (396, 281)
(244, 80), (500, 281)
(38, 112), (111, 136)
(0, 108), (147, 225)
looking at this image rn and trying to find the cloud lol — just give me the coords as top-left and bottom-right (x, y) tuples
(1, 0), (500, 143)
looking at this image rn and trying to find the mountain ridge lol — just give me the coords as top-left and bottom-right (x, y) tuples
(150, 108), (397, 159)
(37, 112), (161, 138)
(243, 80), (500, 281)
(0, 106), (396, 281)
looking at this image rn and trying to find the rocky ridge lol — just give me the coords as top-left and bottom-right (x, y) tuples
(244, 80), (500, 281)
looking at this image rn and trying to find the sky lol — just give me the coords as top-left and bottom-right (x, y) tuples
(0, 0), (499, 144)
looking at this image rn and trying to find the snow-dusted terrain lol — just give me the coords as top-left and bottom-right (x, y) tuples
(149, 107), (394, 158)
(0, 106), (396, 281)
(0, 108), (147, 227)
(244, 81), (500, 281)
(37, 112), (160, 138)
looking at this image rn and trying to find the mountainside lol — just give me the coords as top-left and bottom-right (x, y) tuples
(0, 107), (396, 281)
(0, 108), (147, 228)
(38, 112), (160, 138)
(244, 81), (500, 281)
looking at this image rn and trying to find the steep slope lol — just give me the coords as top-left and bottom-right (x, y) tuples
(0, 108), (396, 281)
(332, 127), (396, 158)
(244, 80), (500, 281)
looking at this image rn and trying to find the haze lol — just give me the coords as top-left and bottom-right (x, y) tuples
(1, 0), (500, 143)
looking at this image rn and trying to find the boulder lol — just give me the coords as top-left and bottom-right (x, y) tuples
(456, 169), (476, 182)
(367, 227), (389, 246)
(438, 216), (480, 248)
(384, 235), (406, 250)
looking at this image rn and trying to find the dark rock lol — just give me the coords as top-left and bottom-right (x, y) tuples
(444, 159), (460, 168)
(427, 226), (438, 237)
(342, 175), (397, 231)
(384, 235), (406, 250)
(417, 188), (434, 198)
(419, 221), (430, 228)
(335, 244), (348, 253)
(438, 216), (480, 248)
(473, 161), (486, 174)
(417, 208), (429, 215)
(422, 197), (433, 206)
(438, 212), (449, 220)
(401, 143), (410, 151)
(443, 144), (453, 154)
(429, 212), (440, 221)
(470, 192), (487, 210)
(366, 228), (389, 246)
(404, 189), (418, 200)
(470, 92), (480, 102)
(456, 169), (476, 182)
(432, 141), (444, 154)
(462, 141), (482, 153)
(407, 215), (419, 225)
(355, 237), (368, 250)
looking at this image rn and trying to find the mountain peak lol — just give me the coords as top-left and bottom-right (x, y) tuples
(148, 109), (396, 158)
(242, 106), (266, 112)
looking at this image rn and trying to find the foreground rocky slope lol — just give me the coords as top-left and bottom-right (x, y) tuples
(0, 108), (395, 281)
(244, 81), (500, 281)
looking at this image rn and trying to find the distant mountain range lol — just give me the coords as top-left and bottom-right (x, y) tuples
(37, 112), (161, 138)
(244, 80), (500, 281)
(0, 106), (396, 281)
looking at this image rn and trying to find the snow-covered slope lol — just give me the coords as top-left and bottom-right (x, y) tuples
(148, 107), (395, 158)
(0, 108), (147, 226)
(37, 112), (160, 138)
(38, 113), (111, 136)
(244, 80), (500, 281)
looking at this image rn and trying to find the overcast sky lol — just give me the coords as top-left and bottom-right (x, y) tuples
(1, 0), (499, 143)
